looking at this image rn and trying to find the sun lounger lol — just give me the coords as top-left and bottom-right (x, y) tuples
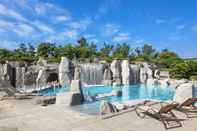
(136, 103), (184, 129)
(176, 98), (197, 118)
(101, 100), (149, 119)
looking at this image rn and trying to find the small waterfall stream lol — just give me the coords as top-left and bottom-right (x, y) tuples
(130, 64), (140, 84)
(79, 63), (104, 85)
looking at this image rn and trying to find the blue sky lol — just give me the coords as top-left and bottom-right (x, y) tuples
(0, 0), (197, 58)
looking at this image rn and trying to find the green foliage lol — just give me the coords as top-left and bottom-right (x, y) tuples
(99, 43), (114, 58)
(190, 75), (197, 80)
(37, 42), (56, 58)
(170, 61), (197, 79)
(112, 43), (130, 59)
(2, 37), (196, 80)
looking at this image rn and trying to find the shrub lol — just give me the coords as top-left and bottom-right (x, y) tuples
(190, 76), (197, 81)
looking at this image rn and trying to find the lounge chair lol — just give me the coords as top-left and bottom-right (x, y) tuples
(135, 103), (184, 129)
(176, 98), (197, 118)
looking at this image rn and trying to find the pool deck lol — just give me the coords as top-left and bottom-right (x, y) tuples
(0, 98), (197, 131)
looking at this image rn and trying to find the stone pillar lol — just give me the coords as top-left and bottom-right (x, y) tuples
(59, 57), (74, 86)
(110, 60), (122, 86)
(121, 60), (131, 85)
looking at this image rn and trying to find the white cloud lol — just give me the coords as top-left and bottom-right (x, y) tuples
(0, 3), (28, 22)
(95, 0), (121, 19)
(0, 19), (35, 36)
(90, 38), (99, 43)
(103, 23), (120, 36)
(64, 30), (78, 39)
(113, 33), (130, 42)
(35, 2), (70, 17)
(155, 19), (166, 24)
(33, 21), (54, 34)
(0, 39), (18, 49)
(13, 23), (35, 36)
(135, 39), (144, 44)
(192, 24), (197, 33)
(56, 16), (70, 22)
(177, 24), (186, 31)
(69, 18), (92, 30)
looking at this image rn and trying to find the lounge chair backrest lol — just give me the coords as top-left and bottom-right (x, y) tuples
(181, 98), (197, 107)
(159, 103), (179, 114)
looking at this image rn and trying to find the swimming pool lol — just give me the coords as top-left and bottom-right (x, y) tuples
(37, 86), (69, 96)
(78, 84), (175, 114)
(38, 84), (175, 114)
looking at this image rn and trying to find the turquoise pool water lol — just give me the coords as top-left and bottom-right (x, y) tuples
(37, 86), (69, 96)
(38, 84), (175, 114)
(79, 84), (175, 113)
(82, 84), (175, 101)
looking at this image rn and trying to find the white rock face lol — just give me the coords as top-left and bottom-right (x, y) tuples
(121, 60), (131, 85)
(174, 83), (193, 103)
(56, 80), (83, 106)
(36, 67), (46, 88)
(100, 100), (117, 115)
(56, 92), (83, 106)
(59, 57), (74, 86)
(140, 63), (153, 84)
(70, 80), (81, 92)
(102, 68), (112, 86)
(110, 60), (122, 85)
(74, 66), (81, 80)
(130, 64), (140, 84)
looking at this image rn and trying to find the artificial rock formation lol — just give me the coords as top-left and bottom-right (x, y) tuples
(174, 83), (193, 103)
(130, 64), (140, 84)
(110, 60), (122, 86)
(79, 63), (104, 85)
(59, 57), (74, 86)
(100, 100), (117, 115)
(102, 68), (112, 86)
(121, 60), (131, 85)
(56, 79), (84, 106)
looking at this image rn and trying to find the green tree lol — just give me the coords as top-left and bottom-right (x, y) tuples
(170, 60), (197, 79)
(156, 49), (182, 68)
(37, 42), (56, 58)
(0, 49), (12, 62)
(112, 43), (130, 59)
(99, 43), (114, 58)
(142, 44), (155, 56)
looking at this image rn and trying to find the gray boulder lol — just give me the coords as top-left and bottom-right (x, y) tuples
(102, 68), (112, 86)
(110, 60), (122, 85)
(121, 60), (131, 85)
(70, 80), (82, 92)
(59, 57), (74, 86)
(100, 101), (117, 115)
(35, 96), (56, 106)
(56, 92), (83, 106)
(74, 66), (81, 80)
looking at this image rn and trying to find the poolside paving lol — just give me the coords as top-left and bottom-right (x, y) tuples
(0, 98), (197, 131)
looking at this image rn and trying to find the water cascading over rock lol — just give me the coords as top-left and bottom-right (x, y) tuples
(110, 60), (122, 86)
(59, 57), (74, 86)
(102, 68), (112, 86)
(79, 63), (104, 85)
(121, 60), (131, 85)
(130, 64), (140, 84)
(140, 63), (153, 84)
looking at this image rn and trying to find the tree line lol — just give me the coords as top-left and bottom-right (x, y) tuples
(0, 37), (197, 80)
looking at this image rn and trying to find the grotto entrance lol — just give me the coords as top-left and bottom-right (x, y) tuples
(47, 73), (58, 83)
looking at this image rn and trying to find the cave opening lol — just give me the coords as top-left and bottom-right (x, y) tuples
(47, 73), (58, 83)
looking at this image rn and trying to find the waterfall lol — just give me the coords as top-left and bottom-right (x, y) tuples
(79, 63), (104, 85)
(130, 64), (140, 84)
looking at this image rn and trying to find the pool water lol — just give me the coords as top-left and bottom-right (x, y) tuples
(79, 84), (175, 113)
(37, 84), (175, 114)
(37, 86), (69, 96)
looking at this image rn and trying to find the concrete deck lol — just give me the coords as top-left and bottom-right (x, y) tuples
(0, 98), (197, 131)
